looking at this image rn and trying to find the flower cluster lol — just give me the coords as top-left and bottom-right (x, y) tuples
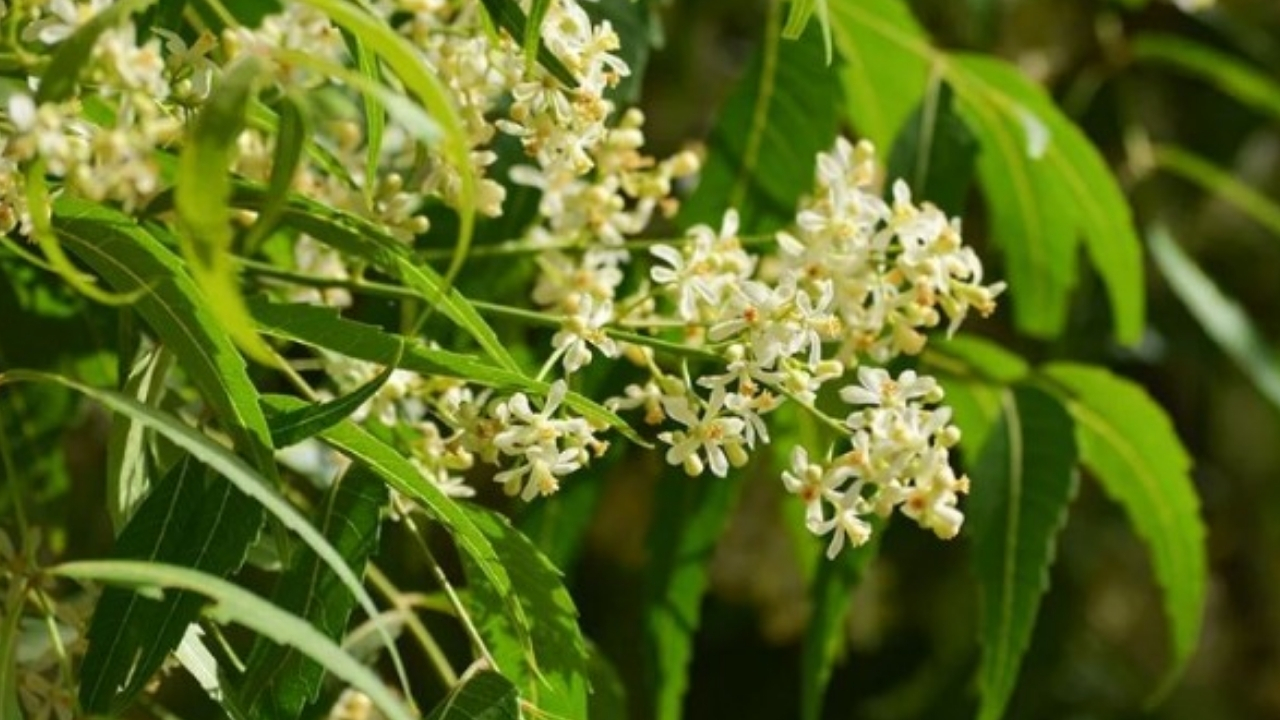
(0, 0), (1005, 558)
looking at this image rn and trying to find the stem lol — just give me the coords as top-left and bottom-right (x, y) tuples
(238, 258), (724, 362)
(366, 564), (459, 687)
(413, 232), (780, 263)
(402, 513), (499, 672)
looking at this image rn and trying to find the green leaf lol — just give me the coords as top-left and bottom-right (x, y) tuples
(525, 0), (553, 69)
(259, 395), (537, 664)
(1151, 144), (1280, 239)
(176, 56), (277, 365)
(586, 641), (627, 720)
(0, 371), (398, 712)
(424, 669), (520, 720)
(53, 200), (279, 481)
(931, 333), (1031, 385)
(476, 0), (578, 87)
(800, 530), (881, 720)
(1132, 34), (1280, 123)
(243, 92), (309, 253)
(645, 468), (744, 720)
(297, 0), (477, 289)
(352, 37), (386, 211)
(940, 378), (1003, 463)
(35, 0), (157, 103)
(1148, 226), (1280, 411)
(267, 342), (403, 448)
(831, 0), (1146, 344)
(53, 560), (417, 720)
(461, 507), (590, 719)
(1041, 363), (1206, 699)
(239, 467), (388, 719)
(516, 458), (608, 572)
(953, 55), (1144, 343)
(968, 386), (1078, 720)
(830, 0), (931, 151)
(680, 19), (842, 232)
(104, 344), (174, 532)
(249, 298), (641, 445)
(886, 79), (979, 216)
(250, 189), (521, 373)
(79, 455), (264, 714)
(782, 0), (833, 65)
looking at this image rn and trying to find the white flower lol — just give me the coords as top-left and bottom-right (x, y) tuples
(658, 387), (749, 477)
(839, 368), (941, 410)
(551, 294), (619, 373)
(780, 447), (852, 530)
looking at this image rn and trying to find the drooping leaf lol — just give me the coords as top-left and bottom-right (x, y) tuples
(831, 0), (1146, 345)
(460, 507), (590, 719)
(104, 344), (173, 532)
(239, 467), (388, 719)
(968, 386), (1078, 720)
(297, 0), (477, 288)
(886, 79), (979, 216)
(53, 200), (279, 480)
(679, 21), (842, 232)
(243, 92), (310, 253)
(1042, 363), (1206, 699)
(54, 560), (417, 720)
(1132, 34), (1280, 123)
(645, 467), (745, 720)
(176, 56), (277, 365)
(424, 669), (520, 720)
(1148, 226), (1280, 412)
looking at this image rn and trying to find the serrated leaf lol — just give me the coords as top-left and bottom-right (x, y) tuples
(81, 455), (261, 715)
(831, 0), (1146, 344)
(249, 298), (642, 445)
(645, 468), (744, 720)
(0, 371), (395, 713)
(1148, 226), (1280, 412)
(886, 79), (978, 216)
(800, 528), (881, 720)
(259, 395), (538, 666)
(53, 560), (417, 720)
(461, 507), (590, 719)
(968, 386), (1077, 720)
(424, 669), (520, 720)
(1042, 363), (1206, 700)
(267, 342), (403, 448)
(35, 0), (157, 103)
(680, 21), (841, 232)
(176, 56), (277, 365)
(53, 200), (278, 480)
(239, 466), (388, 719)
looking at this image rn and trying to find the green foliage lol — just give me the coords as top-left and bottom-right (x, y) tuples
(1043, 364), (1207, 699)
(968, 387), (1078, 720)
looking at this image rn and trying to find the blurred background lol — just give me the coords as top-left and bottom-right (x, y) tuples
(565, 0), (1280, 718)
